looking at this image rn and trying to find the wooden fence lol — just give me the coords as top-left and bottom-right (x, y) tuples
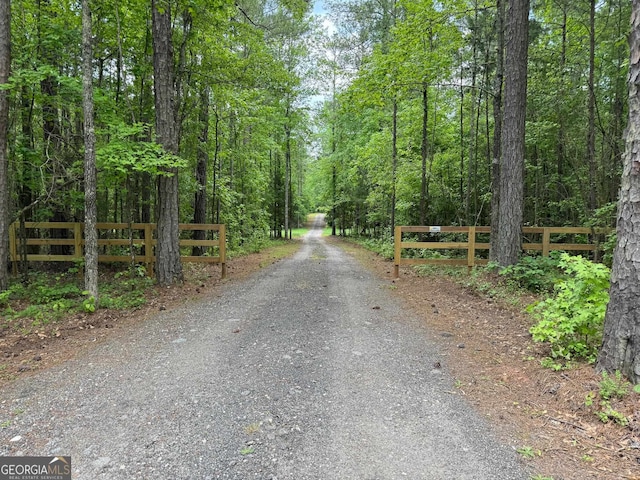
(8, 222), (226, 278)
(393, 225), (609, 278)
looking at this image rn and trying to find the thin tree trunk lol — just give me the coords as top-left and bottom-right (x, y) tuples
(82, 0), (98, 304)
(597, 1), (640, 384)
(391, 96), (397, 235)
(285, 106), (291, 239)
(420, 83), (428, 226)
(489, 0), (504, 262)
(212, 109), (220, 225)
(192, 86), (209, 256)
(587, 0), (597, 212)
(466, 1), (479, 225)
(0, 0), (9, 291)
(152, 0), (183, 285)
(494, 0), (529, 267)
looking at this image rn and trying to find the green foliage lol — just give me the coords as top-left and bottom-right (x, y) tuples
(499, 253), (564, 293)
(539, 357), (567, 372)
(599, 370), (630, 400)
(584, 371), (635, 427)
(516, 446), (541, 459)
(97, 122), (188, 183)
(595, 401), (628, 426)
(529, 254), (610, 364)
(82, 292), (96, 314)
(355, 236), (395, 260)
(100, 270), (154, 310)
(0, 266), (156, 326)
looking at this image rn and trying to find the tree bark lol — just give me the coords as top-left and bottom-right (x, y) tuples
(82, 0), (99, 304)
(152, 0), (183, 285)
(391, 96), (397, 234)
(0, 0), (9, 291)
(192, 86), (209, 256)
(597, 1), (640, 384)
(493, 0), (529, 267)
(420, 83), (428, 226)
(587, 0), (597, 212)
(285, 105), (291, 239)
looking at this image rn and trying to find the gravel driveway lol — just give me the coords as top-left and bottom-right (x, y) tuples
(0, 217), (529, 479)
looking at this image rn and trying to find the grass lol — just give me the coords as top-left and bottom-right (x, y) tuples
(517, 446), (542, 459)
(258, 240), (302, 268)
(290, 227), (308, 239)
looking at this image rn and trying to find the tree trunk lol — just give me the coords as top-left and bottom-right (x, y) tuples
(192, 86), (209, 256)
(489, 0), (505, 262)
(587, 0), (597, 212)
(0, 0), (9, 291)
(597, 2), (640, 384)
(391, 96), (397, 234)
(82, 0), (98, 305)
(152, 0), (183, 285)
(466, 1), (479, 225)
(558, 7), (567, 203)
(285, 107), (291, 239)
(493, 0), (529, 267)
(420, 83), (428, 226)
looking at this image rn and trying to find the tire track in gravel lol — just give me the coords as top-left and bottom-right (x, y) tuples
(0, 216), (529, 479)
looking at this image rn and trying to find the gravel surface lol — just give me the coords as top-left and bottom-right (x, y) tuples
(0, 218), (530, 479)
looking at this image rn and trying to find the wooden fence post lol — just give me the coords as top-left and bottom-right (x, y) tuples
(9, 222), (16, 275)
(542, 228), (551, 257)
(219, 224), (227, 279)
(394, 225), (402, 278)
(145, 224), (154, 277)
(74, 223), (83, 278)
(467, 226), (476, 271)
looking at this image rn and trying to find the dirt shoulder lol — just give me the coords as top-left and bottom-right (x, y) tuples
(1, 237), (639, 479)
(0, 245), (296, 388)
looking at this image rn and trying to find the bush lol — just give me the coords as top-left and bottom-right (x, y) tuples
(529, 253), (610, 363)
(499, 252), (564, 293)
(357, 237), (394, 260)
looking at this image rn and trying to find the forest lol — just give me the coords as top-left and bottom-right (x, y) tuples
(0, 0), (636, 351)
(0, 0), (630, 260)
(311, 0), (629, 237)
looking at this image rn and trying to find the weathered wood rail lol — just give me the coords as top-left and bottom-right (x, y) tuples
(9, 222), (226, 278)
(393, 225), (609, 278)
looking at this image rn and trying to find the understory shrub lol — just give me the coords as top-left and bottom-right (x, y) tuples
(356, 236), (394, 260)
(499, 252), (564, 293)
(528, 253), (610, 364)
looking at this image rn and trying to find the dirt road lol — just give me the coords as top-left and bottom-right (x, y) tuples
(0, 217), (529, 479)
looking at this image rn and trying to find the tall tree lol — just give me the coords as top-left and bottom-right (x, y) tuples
(597, 0), (640, 384)
(82, 0), (98, 304)
(492, 0), (530, 266)
(489, 0), (505, 260)
(192, 85), (209, 256)
(0, 0), (9, 291)
(587, 0), (597, 211)
(151, 0), (183, 285)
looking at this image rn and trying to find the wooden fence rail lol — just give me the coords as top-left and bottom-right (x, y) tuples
(9, 222), (226, 278)
(393, 225), (609, 278)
